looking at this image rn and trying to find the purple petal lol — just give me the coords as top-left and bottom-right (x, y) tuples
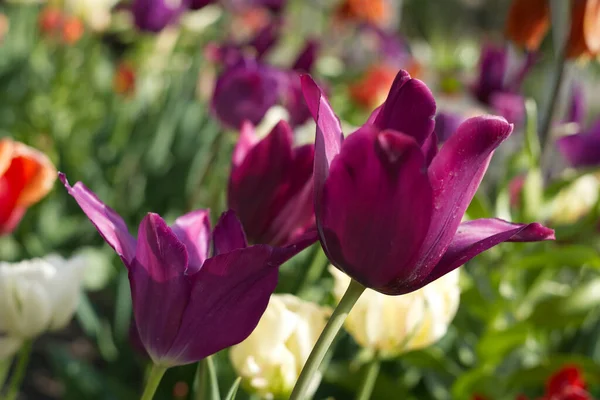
(434, 111), (465, 143)
(420, 218), (555, 287)
(421, 132), (438, 166)
(292, 40), (319, 72)
(301, 74), (344, 223)
(212, 211), (248, 255)
(372, 69), (436, 146)
(472, 44), (508, 104)
(132, 0), (187, 32)
(490, 92), (525, 126)
(320, 127), (434, 292)
(232, 121), (259, 169)
(229, 120), (308, 245)
(212, 61), (282, 129)
(419, 116), (513, 272)
(366, 104), (383, 125)
(557, 124), (600, 168)
(60, 173), (136, 266)
(171, 210), (211, 274)
(130, 213), (190, 365)
(166, 245), (277, 364)
(248, 20), (281, 59)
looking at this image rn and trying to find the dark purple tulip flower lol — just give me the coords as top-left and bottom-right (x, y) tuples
(302, 70), (555, 295)
(471, 43), (535, 125)
(557, 120), (600, 168)
(60, 173), (315, 366)
(190, 0), (216, 10)
(132, 0), (188, 32)
(212, 60), (282, 129)
(292, 40), (319, 73)
(229, 120), (314, 246)
(434, 111), (465, 143)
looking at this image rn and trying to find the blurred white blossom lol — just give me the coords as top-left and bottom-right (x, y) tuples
(0, 254), (87, 359)
(330, 266), (460, 358)
(229, 294), (330, 399)
(550, 174), (600, 224)
(64, 0), (119, 31)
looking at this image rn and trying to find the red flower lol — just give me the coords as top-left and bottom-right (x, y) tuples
(0, 139), (56, 235)
(113, 63), (136, 97)
(544, 365), (592, 400)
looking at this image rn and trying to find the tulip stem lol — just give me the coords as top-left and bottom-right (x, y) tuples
(289, 279), (366, 400)
(356, 355), (381, 400)
(4, 341), (32, 400)
(539, 48), (567, 171)
(140, 364), (168, 400)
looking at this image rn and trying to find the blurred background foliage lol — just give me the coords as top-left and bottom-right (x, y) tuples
(1, 0), (600, 399)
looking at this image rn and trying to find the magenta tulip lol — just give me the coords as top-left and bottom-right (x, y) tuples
(228, 120), (314, 246)
(302, 70), (555, 295)
(60, 173), (315, 366)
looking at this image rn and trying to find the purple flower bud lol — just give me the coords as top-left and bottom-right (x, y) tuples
(228, 121), (314, 246)
(557, 120), (600, 168)
(434, 111), (465, 143)
(60, 174), (316, 366)
(132, 0), (188, 32)
(302, 70), (555, 295)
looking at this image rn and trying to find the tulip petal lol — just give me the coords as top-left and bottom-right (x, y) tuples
(421, 132), (438, 166)
(212, 211), (248, 256)
(60, 173), (136, 266)
(320, 127), (434, 291)
(167, 246), (278, 364)
(228, 121), (295, 244)
(232, 122), (259, 169)
(372, 70), (436, 146)
(421, 219), (555, 287)
(557, 123), (600, 168)
(131, 213), (191, 365)
(419, 117), (513, 271)
(171, 210), (212, 274)
(301, 75), (344, 222)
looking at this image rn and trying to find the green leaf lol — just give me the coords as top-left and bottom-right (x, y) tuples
(524, 99), (541, 167)
(207, 356), (221, 400)
(223, 378), (241, 400)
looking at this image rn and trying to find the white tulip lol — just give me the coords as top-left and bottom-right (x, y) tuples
(64, 0), (119, 31)
(229, 294), (330, 399)
(0, 254), (87, 359)
(330, 266), (460, 358)
(549, 174), (600, 224)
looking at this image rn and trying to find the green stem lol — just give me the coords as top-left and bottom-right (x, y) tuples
(289, 279), (366, 400)
(355, 356), (381, 400)
(140, 364), (168, 400)
(539, 49), (567, 171)
(5, 341), (32, 400)
(192, 359), (207, 400)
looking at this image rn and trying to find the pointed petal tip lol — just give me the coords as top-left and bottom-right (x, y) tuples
(58, 171), (67, 186)
(516, 222), (555, 241)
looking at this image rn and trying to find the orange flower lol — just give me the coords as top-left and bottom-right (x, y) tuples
(62, 16), (84, 45)
(566, 0), (600, 59)
(336, 0), (391, 27)
(349, 64), (397, 109)
(505, 0), (550, 51)
(113, 62), (136, 97)
(0, 139), (56, 235)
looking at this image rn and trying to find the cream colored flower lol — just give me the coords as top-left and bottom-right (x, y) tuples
(0, 254), (87, 359)
(229, 294), (330, 399)
(330, 266), (460, 358)
(64, 0), (119, 31)
(549, 174), (600, 224)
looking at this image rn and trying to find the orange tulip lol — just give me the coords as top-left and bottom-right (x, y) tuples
(113, 62), (136, 97)
(62, 16), (84, 45)
(566, 0), (600, 59)
(39, 7), (64, 36)
(349, 64), (397, 109)
(336, 0), (391, 27)
(0, 139), (56, 235)
(505, 0), (550, 51)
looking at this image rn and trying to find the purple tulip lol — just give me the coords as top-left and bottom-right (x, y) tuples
(292, 40), (319, 73)
(557, 120), (600, 168)
(212, 60), (283, 129)
(565, 83), (585, 126)
(302, 70), (555, 295)
(190, 0), (216, 10)
(229, 121), (314, 246)
(132, 0), (188, 32)
(434, 111), (465, 143)
(60, 173), (315, 366)
(471, 44), (534, 125)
